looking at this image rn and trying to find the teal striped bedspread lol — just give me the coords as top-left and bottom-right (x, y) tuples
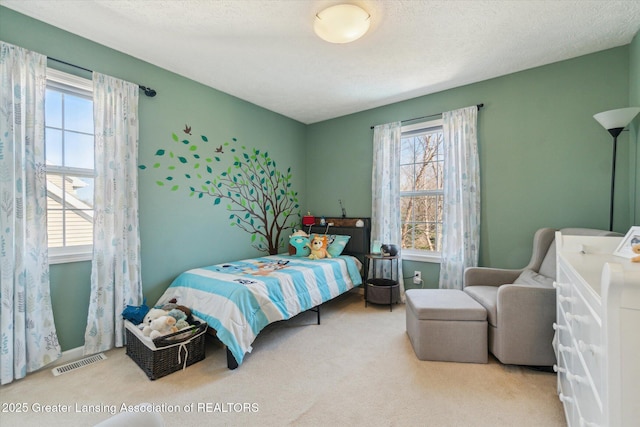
(155, 254), (362, 366)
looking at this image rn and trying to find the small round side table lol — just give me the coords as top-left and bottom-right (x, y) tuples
(364, 254), (400, 311)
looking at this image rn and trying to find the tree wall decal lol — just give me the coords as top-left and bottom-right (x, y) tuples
(140, 126), (300, 254)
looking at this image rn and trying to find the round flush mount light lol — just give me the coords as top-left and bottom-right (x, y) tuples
(314, 4), (371, 44)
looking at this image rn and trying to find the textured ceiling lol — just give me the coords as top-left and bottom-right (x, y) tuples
(2, 1), (640, 124)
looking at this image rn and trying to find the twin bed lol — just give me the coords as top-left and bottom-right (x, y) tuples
(154, 218), (370, 369)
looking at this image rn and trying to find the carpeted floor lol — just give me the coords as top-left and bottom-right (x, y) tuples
(0, 290), (566, 426)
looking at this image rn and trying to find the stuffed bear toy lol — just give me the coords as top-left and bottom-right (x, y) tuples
(167, 308), (190, 330)
(159, 299), (194, 324)
(631, 243), (640, 263)
(142, 308), (168, 327)
(308, 234), (331, 259)
(289, 230), (311, 257)
(143, 315), (178, 340)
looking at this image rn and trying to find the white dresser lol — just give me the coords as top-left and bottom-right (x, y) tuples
(554, 233), (640, 427)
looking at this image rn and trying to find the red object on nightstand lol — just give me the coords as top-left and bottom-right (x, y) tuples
(302, 214), (315, 226)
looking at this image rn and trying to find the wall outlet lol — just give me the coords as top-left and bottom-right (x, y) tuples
(413, 271), (422, 285)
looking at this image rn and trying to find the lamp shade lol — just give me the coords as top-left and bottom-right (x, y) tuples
(593, 107), (640, 131)
(314, 4), (370, 44)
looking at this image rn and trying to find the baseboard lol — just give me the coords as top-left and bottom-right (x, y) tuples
(54, 346), (86, 367)
(33, 346), (85, 374)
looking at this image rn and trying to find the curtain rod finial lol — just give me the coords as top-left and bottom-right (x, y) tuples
(139, 86), (157, 97)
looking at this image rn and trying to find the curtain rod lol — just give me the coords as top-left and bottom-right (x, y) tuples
(370, 103), (483, 130)
(48, 57), (157, 97)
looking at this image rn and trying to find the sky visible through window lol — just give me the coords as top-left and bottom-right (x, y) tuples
(45, 88), (94, 206)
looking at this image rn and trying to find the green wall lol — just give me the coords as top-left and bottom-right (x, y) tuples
(0, 7), (307, 351)
(1, 6), (637, 350)
(630, 31), (640, 224)
(306, 46), (633, 289)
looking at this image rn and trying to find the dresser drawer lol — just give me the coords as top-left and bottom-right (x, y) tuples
(556, 351), (579, 427)
(570, 281), (603, 394)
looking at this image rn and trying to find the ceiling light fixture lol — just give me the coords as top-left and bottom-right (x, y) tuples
(314, 4), (371, 44)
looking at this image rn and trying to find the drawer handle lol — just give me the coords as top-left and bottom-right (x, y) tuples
(552, 322), (566, 331)
(579, 417), (600, 427)
(558, 393), (574, 404)
(553, 364), (566, 373)
(558, 344), (574, 354)
(565, 313), (588, 324)
(566, 372), (586, 385)
(578, 340), (601, 355)
(558, 295), (575, 303)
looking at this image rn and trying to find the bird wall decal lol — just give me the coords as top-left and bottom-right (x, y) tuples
(215, 145), (224, 153)
(183, 125), (192, 135)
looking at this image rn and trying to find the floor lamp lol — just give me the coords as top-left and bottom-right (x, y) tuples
(593, 107), (640, 231)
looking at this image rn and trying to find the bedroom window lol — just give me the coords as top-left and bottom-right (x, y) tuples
(400, 119), (443, 262)
(45, 68), (94, 264)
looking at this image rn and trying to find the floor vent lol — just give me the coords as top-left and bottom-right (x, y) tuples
(52, 353), (107, 376)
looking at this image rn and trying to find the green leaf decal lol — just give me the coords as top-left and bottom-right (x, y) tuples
(148, 127), (300, 255)
(138, 165), (147, 170)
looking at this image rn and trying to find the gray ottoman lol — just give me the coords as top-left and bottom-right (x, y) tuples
(406, 289), (488, 363)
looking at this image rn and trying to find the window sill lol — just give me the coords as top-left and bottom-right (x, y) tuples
(402, 250), (441, 264)
(49, 246), (92, 264)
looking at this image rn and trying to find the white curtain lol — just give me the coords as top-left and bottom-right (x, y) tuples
(0, 41), (61, 384)
(84, 72), (142, 355)
(371, 122), (405, 300)
(439, 106), (481, 289)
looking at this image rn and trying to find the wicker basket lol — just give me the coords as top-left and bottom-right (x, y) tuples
(125, 319), (207, 380)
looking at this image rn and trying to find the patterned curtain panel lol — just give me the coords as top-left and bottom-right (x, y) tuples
(371, 122), (406, 300)
(84, 72), (142, 354)
(439, 106), (480, 290)
(0, 41), (61, 384)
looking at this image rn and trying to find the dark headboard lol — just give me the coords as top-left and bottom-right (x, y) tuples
(307, 217), (371, 265)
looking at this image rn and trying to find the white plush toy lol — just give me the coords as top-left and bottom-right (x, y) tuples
(142, 307), (168, 327)
(143, 315), (178, 340)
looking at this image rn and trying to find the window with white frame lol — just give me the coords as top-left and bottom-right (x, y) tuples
(400, 119), (444, 262)
(45, 69), (94, 264)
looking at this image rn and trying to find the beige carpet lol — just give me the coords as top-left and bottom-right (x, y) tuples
(0, 290), (566, 426)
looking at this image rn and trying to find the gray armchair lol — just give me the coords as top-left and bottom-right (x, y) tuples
(463, 227), (620, 366)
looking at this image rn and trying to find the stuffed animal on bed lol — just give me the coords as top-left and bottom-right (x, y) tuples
(307, 234), (331, 260)
(289, 230), (311, 257)
(631, 243), (640, 263)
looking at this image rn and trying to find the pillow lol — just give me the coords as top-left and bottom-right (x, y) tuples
(289, 235), (310, 257)
(327, 235), (351, 257)
(513, 269), (554, 288)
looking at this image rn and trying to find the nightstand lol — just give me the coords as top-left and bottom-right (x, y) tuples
(364, 254), (399, 311)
